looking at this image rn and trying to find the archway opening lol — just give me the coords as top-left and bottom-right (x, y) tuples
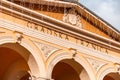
(52, 59), (90, 80)
(0, 43), (31, 80)
(103, 73), (120, 80)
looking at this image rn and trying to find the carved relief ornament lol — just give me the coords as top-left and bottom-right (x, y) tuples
(33, 41), (59, 59)
(87, 58), (107, 73)
(63, 8), (82, 28)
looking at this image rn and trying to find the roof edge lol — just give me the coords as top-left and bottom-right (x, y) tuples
(62, 0), (120, 33)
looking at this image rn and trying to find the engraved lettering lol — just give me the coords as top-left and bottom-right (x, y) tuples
(59, 33), (62, 38)
(86, 42), (89, 47)
(106, 49), (108, 54)
(54, 31), (57, 37)
(47, 29), (52, 35)
(75, 38), (78, 43)
(27, 22), (32, 28)
(65, 35), (69, 40)
(41, 27), (44, 32)
(80, 40), (84, 45)
(34, 24), (38, 30)
(92, 44), (97, 50)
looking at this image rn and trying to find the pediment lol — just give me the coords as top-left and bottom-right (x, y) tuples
(1, 0), (120, 42)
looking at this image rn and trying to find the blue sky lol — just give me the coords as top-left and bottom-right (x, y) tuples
(80, 0), (120, 31)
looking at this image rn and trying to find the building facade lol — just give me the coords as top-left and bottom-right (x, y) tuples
(0, 0), (120, 80)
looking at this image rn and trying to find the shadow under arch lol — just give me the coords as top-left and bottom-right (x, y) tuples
(52, 59), (90, 80)
(98, 66), (120, 80)
(47, 51), (95, 80)
(0, 44), (31, 80)
(103, 73), (120, 80)
(0, 36), (45, 78)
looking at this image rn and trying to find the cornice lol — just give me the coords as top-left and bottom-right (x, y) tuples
(0, 0), (120, 52)
(4, 0), (120, 41)
(10, 0), (76, 7)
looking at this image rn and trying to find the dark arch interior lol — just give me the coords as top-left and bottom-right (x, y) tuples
(52, 62), (80, 80)
(0, 47), (30, 80)
(52, 59), (90, 80)
(103, 75), (114, 80)
(103, 73), (120, 80)
(20, 73), (31, 80)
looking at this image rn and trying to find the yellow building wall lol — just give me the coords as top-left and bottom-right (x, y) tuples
(81, 18), (111, 39)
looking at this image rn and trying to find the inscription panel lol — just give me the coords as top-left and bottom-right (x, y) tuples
(27, 21), (109, 54)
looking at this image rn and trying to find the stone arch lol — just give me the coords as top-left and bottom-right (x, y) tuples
(74, 55), (95, 80)
(47, 51), (70, 79)
(47, 51), (95, 80)
(98, 64), (120, 80)
(2, 58), (30, 80)
(0, 35), (46, 78)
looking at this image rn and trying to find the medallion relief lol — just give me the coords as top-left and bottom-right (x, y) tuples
(63, 8), (82, 28)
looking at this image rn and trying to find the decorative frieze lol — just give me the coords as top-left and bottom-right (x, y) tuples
(33, 41), (59, 59)
(63, 8), (82, 28)
(87, 58), (107, 73)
